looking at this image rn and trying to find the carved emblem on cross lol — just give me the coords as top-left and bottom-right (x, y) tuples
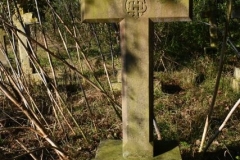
(125, 0), (147, 18)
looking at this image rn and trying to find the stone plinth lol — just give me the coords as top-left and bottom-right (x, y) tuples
(95, 140), (182, 160)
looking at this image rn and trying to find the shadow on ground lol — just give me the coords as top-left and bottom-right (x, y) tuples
(182, 145), (240, 160)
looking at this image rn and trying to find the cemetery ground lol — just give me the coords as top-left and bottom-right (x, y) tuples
(1, 0), (240, 159)
(0, 43), (240, 160)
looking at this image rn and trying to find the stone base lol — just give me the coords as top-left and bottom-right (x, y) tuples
(95, 140), (182, 160)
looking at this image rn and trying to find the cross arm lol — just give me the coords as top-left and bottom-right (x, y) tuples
(81, 0), (124, 23)
(148, 0), (192, 22)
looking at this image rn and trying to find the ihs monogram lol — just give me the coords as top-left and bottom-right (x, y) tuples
(125, 0), (147, 18)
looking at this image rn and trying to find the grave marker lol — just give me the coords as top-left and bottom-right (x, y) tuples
(12, 4), (37, 75)
(82, 0), (191, 159)
(0, 27), (8, 66)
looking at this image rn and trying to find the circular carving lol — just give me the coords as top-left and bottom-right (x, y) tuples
(125, 0), (147, 18)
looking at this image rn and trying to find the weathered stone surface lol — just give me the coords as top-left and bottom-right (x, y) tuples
(117, 69), (122, 83)
(121, 18), (154, 158)
(95, 140), (182, 160)
(234, 67), (240, 80)
(0, 28), (8, 66)
(81, 0), (191, 22)
(232, 78), (240, 92)
(232, 67), (240, 92)
(12, 7), (37, 75)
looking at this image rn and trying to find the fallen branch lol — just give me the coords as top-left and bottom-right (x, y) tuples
(0, 72), (69, 159)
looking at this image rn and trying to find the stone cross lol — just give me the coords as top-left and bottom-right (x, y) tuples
(82, 0), (191, 159)
(12, 5), (37, 75)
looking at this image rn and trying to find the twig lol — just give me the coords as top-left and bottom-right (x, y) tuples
(153, 118), (161, 140)
(0, 68), (68, 159)
(16, 140), (39, 160)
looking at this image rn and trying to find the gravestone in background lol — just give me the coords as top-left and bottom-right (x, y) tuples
(12, 5), (37, 75)
(0, 27), (8, 66)
(82, 0), (192, 159)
